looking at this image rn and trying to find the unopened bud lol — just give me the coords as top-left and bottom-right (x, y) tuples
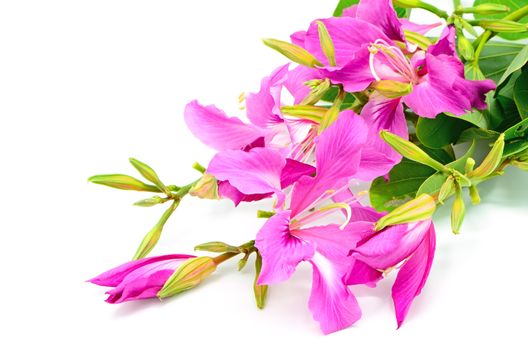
(372, 80), (413, 99)
(238, 254), (249, 271)
(469, 185), (481, 205)
(477, 19), (528, 33)
(451, 185), (465, 234)
(134, 196), (164, 207)
(375, 194), (436, 231)
(438, 176), (454, 204)
(129, 158), (167, 193)
(392, 0), (423, 8)
(301, 79), (331, 105)
(88, 174), (162, 192)
(281, 105), (327, 123)
(511, 160), (528, 171)
(319, 89), (345, 133)
(254, 253), (268, 309)
(194, 241), (239, 253)
(316, 21), (336, 67)
(132, 200), (179, 260)
(465, 157), (476, 174)
(189, 174), (219, 200)
(468, 134), (505, 179)
(454, 16), (479, 38)
(380, 131), (447, 172)
(262, 38), (322, 68)
(457, 33), (475, 61)
(158, 256), (217, 298)
(459, 4), (510, 15)
(257, 210), (276, 218)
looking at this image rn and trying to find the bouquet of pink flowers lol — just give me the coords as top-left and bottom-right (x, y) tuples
(87, 0), (528, 334)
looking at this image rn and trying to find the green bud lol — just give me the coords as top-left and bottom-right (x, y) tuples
(189, 174), (219, 200)
(458, 4), (510, 15)
(438, 176), (454, 204)
(375, 194), (436, 231)
(316, 21), (336, 67)
(88, 174), (162, 192)
(194, 241), (239, 253)
(257, 210), (276, 218)
(451, 184), (465, 234)
(372, 80), (413, 99)
(512, 161), (528, 170)
(392, 0), (423, 8)
(380, 131), (447, 172)
(262, 38), (322, 68)
(465, 157), (476, 174)
(238, 254), (249, 271)
(454, 16), (479, 38)
(253, 253), (268, 309)
(476, 19), (528, 33)
(129, 158), (167, 192)
(158, 256), (217, 299)
(192, 162), (206, 174)
(301, 79), (331, 105)
(134, 196), (164, 207)
(403, 30), (432, 50)
(280, 105), (327, 123)
(319, 89), (345, 133)
(457, 33), (475, 61)
(132, 200), (179, 260)
(468, 134), (505, 179)
(469, 185), (481, 205)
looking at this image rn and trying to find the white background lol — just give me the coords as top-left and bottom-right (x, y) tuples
(1, 1), (527, 349)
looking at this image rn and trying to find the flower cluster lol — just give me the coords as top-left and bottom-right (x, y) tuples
(88, 0), (528, 334)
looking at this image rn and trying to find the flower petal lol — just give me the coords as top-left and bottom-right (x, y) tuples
(355, 0), (405, 42)
(217, 181), (272, 206)
(346, 259), (383, 287)
(400, 19), (441, 35)
(392, 223), (436, 327)
(280, 158), (315, 189)
(207, 147), (286, 197)
(88, 254), (194, 287)
(283, 65), (323, 104)
(308, 253), (362, 334)
(184, 100), (265, 151)
(255, 211), (315, 285)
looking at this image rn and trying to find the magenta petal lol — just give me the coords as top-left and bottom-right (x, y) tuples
(184, 100), (265, 151)
(355, 0), (404, 42)
(217, 181), (272, 206)
(353, 220), (432, 270)
(88, 254), (194, 287)
(428, 26), (456, 57)
(323, 47), (375, 92)
(361, 93), (406, 164)
(308, 254), (362, 334)
(290, 111), (367, 217)
(207, 147), (286, 197)
(255, 211), (315, 285)
(290, 30), (307, 47)
(280, 158), (315, 189)
(246, 64), (289, 128)
(284, 65), (323, 104)
(392, 223), (436, 327)
(346, 260), (383, 287)
(400, 19), (441, 35)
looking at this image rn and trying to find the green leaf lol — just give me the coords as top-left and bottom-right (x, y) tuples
(474, 0), (528, 40)
(503, 118), (528, 157)
(457, 127), (500, 144)
(369, 159), (436, 212)
(479, 41), (526, 83)
(416, 113), (472, 149)
(333, 0), (358, 16)
(497, 45), (528, 87)
(514, 68), (528, 119)
(417, 142), (477, 196)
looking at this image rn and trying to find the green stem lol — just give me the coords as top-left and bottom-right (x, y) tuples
(473, 4), (528, 64)
(213, 252), (239, 265)
(453, 0), (461, 11)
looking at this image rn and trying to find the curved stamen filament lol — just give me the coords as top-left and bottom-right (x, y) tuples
(369, 39), (418, 84)
(291, 202), (352, 230)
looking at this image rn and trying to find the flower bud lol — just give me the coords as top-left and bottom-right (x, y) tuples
(281, 105), (327, 123)
(157, 256), (217, 298)
(194, 241), (239, 253)
(253, 253), (268, 309)
(380, 131), (447, 172)
(451, 185), (465, 234)
(316, 21), (336, 67)
(477, 20), (528, 33)
(257, 210), (276, 218)
(438, 176), (454, 204)
(319, 89), (345, 133)
(468, 134), (505, 179)
(469, 185), (481, 205)
(189, 174), (219, 200)
(465, 157), (476, 174)
(372, 80), (413, 99)
(134, 196), (164, 207)
(468, 4), (510, 15)
(129, 158), (167, 192)
(301, 79), (331, 105)
(392, 0), (423, 8)
(88, 174), (162, 192)
(375, 194), (436, 231)
(132, 200), (179, 260)
(457, 33), (475, 61)
(262, 38), (322, 68)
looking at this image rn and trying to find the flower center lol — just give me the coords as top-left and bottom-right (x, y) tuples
(368, 39), (418, 85)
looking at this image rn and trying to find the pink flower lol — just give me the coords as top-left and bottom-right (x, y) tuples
(351, 219), (436, 327)
(88, 254), (194, 304)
